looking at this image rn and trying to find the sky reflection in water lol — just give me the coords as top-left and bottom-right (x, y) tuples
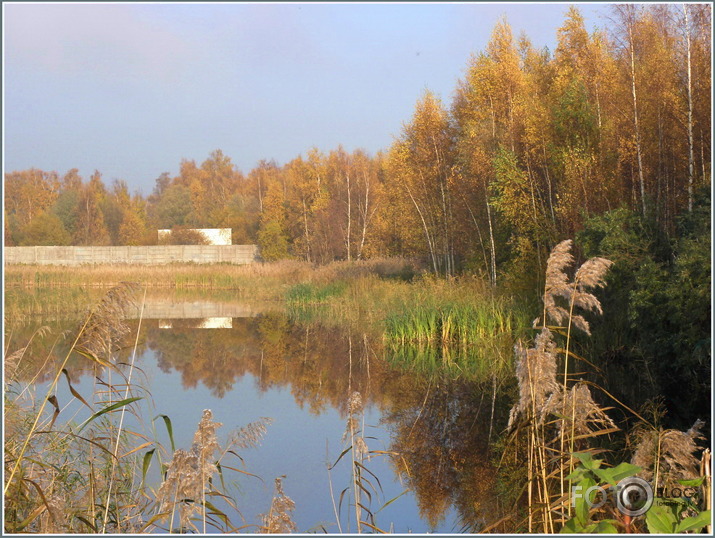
(14, 301), (505, 533)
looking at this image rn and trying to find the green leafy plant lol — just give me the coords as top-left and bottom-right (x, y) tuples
(561, 452), (641, 533)
(645, 477), (711, 534)
(562, 454), (711, 534)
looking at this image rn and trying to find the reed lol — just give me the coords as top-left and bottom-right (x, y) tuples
(501, 240), (617, 532)
(499, 239), (711, 533)
(259, 477), (297, 533)
(5, 257), (418, 292)
(4, 283), (148, 532)
(328, 390), (403, 534)
(384, 299), (528, 381)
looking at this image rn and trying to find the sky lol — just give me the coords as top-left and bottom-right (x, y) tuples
(3, 2), (607, 195)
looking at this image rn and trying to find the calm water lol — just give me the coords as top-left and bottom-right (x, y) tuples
(6, 294), (508, 533)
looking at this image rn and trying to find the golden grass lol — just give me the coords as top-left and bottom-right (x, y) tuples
(4, 258), (418, 291)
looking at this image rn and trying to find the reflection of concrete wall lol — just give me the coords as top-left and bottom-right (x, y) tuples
(135, 301), (259, 319)
(158, 228), (232, 245)
(159, 318), (233, 329)
(4, 245), (258, 265)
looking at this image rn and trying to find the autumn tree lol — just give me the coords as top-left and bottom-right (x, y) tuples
(52, 168), (84, 239)
(452, 18), (527, 284)
(257, 179), (290, 261)
(118, 194), (149, 246)
(73, 171), (110, 245)
(102, 179), (132, 244)
(4, 169), (60, 240)
(153, 184), (193, 229)
(388, 90), (457, 275)
(18, 212), (72, 246)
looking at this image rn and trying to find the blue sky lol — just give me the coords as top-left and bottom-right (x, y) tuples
(3, 2), (607, 195)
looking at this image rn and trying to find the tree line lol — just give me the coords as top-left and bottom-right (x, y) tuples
(5, 6), (711, 283)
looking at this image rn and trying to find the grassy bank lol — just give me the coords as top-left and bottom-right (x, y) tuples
(384, 299), (527, 379)
(4, 258), (417, 293)
(6, 259), (531, 384)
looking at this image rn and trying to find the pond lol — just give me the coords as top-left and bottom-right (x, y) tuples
(5, 291), (511, 533)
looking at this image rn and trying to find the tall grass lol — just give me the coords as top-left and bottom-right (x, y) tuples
(5, 258), (418, 292)
(384, 300), (529, 381)
(328, 390), (404, 534)
(286, 281), (348, 305)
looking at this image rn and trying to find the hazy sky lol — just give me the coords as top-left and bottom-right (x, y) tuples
(3, 2), (607, 195)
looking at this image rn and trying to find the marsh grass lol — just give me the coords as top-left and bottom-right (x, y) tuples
(500, 240), (619, 532)
(384, 300), (529, 381)
(4, 283), (147, 533)
(259, 477), (297, 533)
(5, 258), (419, 293)
(286, 281), (348, 305)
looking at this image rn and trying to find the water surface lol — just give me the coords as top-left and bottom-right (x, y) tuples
(6, 293), (508, 533)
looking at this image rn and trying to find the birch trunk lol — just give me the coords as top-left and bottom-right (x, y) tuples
(683, 4), (695, 212)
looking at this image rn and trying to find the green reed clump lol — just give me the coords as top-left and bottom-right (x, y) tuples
(286, 281), (348, 305)
(384, 299), (528, 380)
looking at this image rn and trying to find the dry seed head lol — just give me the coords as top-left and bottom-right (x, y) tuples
(631, 429), (657, 478)
(260, 476), (297, 534)
(542, 241), (612, 334)
(572, 291), (603, 315)
(354, 435), (369, 461)
(192, 409), (222, 467)
(546, 240), (575, 283)
(4, 346), (27, 381)
(76, 282), (138, 359)
(508, 328), (560, 429)
(632, 420), (704, 488)
(158, 410), (225, 529)
(157, 448), (202, 528)
(544, 240), (575, 327)
(231, 417), (272, 450)
(343, 391), (367, 445)
(571, 314), (591, 336)
(575, 257), (613, 290)
(544, 383), (616, 440)
(347, 391), (364, 416)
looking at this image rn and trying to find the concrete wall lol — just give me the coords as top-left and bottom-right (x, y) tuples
(4, 245), (259, 266)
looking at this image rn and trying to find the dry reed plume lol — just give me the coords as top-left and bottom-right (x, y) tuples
(75, 282), (139, 359)
(155, 411), (274, 533)
(508, 328), (559, 430)
(543, 382), (617, 442)
(505, 239), (615, 532)
(157, 409), (222, 531)
(228, 417), (273, 451)
(540, 239), (612, 336)
(4, 283), (149, 533)
(260, 476), (297, 533)
(631, 419), (705, 489)
(343, 391), (369, 460)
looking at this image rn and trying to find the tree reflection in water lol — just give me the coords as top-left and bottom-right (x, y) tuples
(148, 313), (510, 531)
(12, 312), (511, 530)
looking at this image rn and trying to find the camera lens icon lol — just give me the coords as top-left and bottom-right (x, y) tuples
(616, 477), (653, 517)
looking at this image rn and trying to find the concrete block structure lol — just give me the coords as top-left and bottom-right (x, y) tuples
(3, 245), (259, 266)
